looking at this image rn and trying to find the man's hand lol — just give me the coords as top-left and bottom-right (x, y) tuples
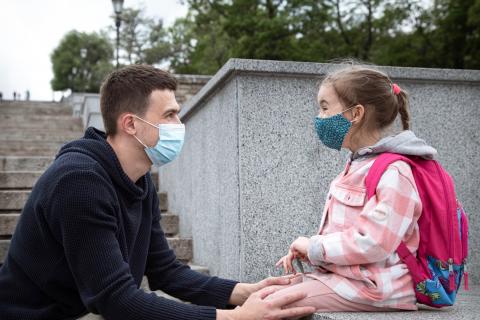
(229, 275), (295, 305)
(218, 286), (315, 320)
(275, 237), (310, 274)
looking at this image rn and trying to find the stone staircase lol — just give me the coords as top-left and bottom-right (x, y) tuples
(0, 101), (207, 283)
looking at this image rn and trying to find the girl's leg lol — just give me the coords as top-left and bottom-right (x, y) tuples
(266, 275), (396, 313)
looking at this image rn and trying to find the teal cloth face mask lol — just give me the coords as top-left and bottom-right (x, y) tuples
(314, 107), (355, 150)
(134, 116), (185, 167)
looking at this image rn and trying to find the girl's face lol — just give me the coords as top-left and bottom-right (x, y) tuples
(316, 84), (352, 120)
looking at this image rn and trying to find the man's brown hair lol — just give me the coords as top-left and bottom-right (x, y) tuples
(100, 64), (177, 136)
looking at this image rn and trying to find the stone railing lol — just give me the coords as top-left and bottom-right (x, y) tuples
(158, 58), (480, 285)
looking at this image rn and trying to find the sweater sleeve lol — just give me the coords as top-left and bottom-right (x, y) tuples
(145, 193), (238, 308)
(308, 165), (421, 266)
(47, 171), (218, 320)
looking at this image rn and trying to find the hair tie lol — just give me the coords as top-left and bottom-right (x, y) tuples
(392, 83), (401, 95)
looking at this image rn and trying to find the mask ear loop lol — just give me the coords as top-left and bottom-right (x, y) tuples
(341, 104), (360, 124)
(133, 134), (149, 148)
(133, 115), (160, 129)
(131, 115), (153, 148)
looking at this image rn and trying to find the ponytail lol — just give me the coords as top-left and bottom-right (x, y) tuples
(396, 90), (410, 130)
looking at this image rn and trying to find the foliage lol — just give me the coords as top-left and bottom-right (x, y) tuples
(115, 8), (171, 65)
(51, 30), (113, 92)
(52, 0), (480, 82)
(168, 0), (480, 72)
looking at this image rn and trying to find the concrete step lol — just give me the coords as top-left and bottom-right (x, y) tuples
(0, 237), (192, 263)
(0, 212), (178, 236)
(0, 102), (72, 115)
(0, 130), (82, 141)
(0, 159), (158, 186)
(0, 190), (29, 210)
(0, 213), (18, 236)
(162, 237), (192, 262)
(0, 171), (157, 190)
(312, 286), (480, 319)
(0, 156), (53, 171)
(160, 213), (179, 236)
(0, 190), (168, 211)
(0, 141), (66, 156)
(0, 172), (43, 189)
(0, 115), (83, 130)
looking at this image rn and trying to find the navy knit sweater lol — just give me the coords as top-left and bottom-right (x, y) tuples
(0, 127), (237, 320)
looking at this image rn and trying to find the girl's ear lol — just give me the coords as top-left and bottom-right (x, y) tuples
(351, 104), (365, 124)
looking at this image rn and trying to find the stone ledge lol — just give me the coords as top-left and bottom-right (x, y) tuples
(311, 286), (479, 320)
(180, 58), (480, 120)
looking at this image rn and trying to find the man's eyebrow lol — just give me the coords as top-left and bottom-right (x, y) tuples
(163, 106), (181, 115)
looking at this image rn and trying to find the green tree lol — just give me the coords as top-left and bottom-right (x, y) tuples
(167, 0), (479, 72)
(114, 7), (171, 65)
(168, 0), (431, 73)
(431, 0), (480, 69)
(51, 30), (114, 93)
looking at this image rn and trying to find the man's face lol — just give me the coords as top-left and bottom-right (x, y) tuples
(134, 89), (182, 148)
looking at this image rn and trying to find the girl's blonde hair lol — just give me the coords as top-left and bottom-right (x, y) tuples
(321, 64), (410, 132)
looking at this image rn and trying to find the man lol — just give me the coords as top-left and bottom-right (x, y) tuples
(0, 65), (315, 320)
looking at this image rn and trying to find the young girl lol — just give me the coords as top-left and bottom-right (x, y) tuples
(270, 64), (437, 312)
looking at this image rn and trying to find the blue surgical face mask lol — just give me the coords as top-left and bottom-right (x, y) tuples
(314, 106), (356, 150)
(133, 116), (185, 167)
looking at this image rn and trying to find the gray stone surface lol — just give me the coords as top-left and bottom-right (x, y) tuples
(0, 213), (19, 236)
(0, 156), (53, 171)
(0, 212), (176, 237)
(0, 101), (72, 116)
(0, 237), (192, 263)
(160, 78), (242, 279)
(312, 285), (480, 320)
(159, 59), (480, 285)
(0, 190), (168, 212)
(0, 171), (42, 189)
(82, 96), (103, 130)
(160, 213), (179, 236)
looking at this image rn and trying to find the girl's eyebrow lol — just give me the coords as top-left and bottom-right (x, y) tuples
(319, 99), (329, 105)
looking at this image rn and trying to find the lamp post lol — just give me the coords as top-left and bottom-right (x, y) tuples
(112, 0), (124, 69)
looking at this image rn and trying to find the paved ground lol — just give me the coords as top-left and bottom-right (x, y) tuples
(312, 285), (480, 320)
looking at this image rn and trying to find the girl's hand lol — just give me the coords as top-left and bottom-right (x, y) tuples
(275, 252), (295, 274)
(290, 236), (310, 259)
(275, 237), (310, 274)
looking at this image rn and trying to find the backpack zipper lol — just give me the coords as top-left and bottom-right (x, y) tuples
(434, 161), (455, 291)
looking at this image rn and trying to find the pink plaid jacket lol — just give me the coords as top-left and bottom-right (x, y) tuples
(307, 156), (421, 310)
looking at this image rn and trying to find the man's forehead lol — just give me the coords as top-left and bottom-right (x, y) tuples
(147, 90), (180, 113)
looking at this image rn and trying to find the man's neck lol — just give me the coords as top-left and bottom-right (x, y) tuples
(106, 134), (151, 183)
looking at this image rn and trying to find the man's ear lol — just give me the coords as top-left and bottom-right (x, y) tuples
(118, 113), (137, 135)
(351, 104), (365, 124)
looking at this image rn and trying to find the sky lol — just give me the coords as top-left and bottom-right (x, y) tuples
(0, 0), (188, 101)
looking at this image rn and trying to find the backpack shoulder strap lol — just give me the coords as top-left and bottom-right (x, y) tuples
(365, 152), (410, 200)
(365, 152), (423, 280)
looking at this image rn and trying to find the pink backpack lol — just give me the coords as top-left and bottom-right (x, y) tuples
(365, 153), (469, 307)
